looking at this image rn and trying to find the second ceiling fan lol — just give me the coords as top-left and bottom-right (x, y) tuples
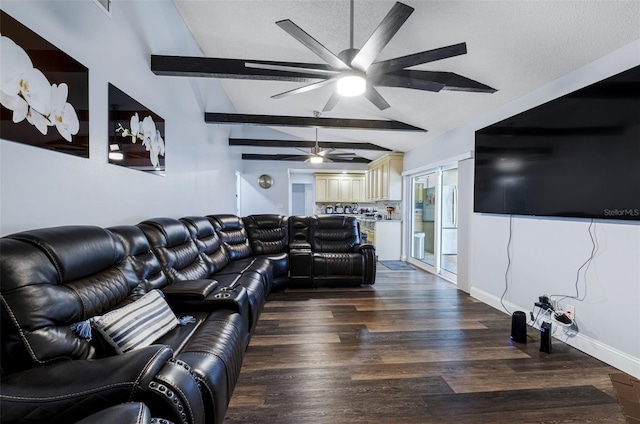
(246, 0), (496, 111)
(285, 127), (358, 163)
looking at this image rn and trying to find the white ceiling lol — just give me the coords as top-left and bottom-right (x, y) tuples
(171, 0), (640, 161)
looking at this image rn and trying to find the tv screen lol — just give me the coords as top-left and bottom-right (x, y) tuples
(474, 65), (640, 221)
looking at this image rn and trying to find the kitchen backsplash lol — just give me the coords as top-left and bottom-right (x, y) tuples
(315, 200), (402, 220)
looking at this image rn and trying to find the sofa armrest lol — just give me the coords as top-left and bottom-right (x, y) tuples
(289, 241), (311, 250)
(0, 345), (173, 424)
(144, 358), (205, 424)
(356, 243), (377, 285)
(162, 280), (218, 301)
(354, 243), (376, 254)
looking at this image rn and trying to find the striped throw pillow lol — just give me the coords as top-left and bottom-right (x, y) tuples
(93, 289), (178, 354)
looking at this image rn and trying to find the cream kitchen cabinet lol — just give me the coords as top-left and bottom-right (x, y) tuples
(365, 153), (403, 201)
(315, 174), (365, 203)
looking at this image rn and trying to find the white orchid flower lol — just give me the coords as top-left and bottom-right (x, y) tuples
(49, 83), (79, 142)
(141, 116), (156, 151)
(0, 36), (33, 96)
(149, 129), (165, 167)
(26, 108), (50, 135)
(0, 36), (50, 125)
(0, 90), (29, 123)
(129, 112), (141, 143)
(16, 67), (52, 116)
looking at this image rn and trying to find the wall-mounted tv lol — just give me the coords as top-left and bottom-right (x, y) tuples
(474, 65), (640, 221)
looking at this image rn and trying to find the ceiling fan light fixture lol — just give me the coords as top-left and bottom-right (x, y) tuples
(309, 156), (324, 163)
(337, 74), (366, 97)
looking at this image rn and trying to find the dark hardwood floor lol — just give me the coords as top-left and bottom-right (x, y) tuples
(224, 265), (625, 423)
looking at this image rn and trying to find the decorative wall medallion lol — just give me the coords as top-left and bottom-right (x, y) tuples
(108, 84), (165, 175)
(258, 174), (273, 189)
(0, 10), (89, 157)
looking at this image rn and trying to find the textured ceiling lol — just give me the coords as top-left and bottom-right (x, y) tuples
(171, 0), (640, 161)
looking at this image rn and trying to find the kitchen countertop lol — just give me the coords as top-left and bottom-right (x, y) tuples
(318, 213), (402, 222)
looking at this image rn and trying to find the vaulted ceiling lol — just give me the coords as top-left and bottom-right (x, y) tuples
(167, 0), (640, 163)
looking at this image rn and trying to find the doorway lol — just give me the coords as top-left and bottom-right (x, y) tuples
(409, 165), (458, 282)
(291, 183), (314, 216)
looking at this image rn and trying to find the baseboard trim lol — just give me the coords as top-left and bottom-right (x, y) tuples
(470, 287), (640, 379)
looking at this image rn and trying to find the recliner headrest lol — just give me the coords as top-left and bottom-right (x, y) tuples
(138, 217), (190, 247)
(107, 225), (150, 256)
(207, 214), (243, 231)
(180, 216), (216, 238)
(6, 225), (124, 283)
(245, 214), (286, 228)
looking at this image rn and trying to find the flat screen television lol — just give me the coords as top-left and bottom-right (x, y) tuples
(474, 65), (640, 221)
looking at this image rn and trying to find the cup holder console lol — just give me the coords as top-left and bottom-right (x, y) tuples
(213, 292), (231, 299)
(220, 286), (235, 292)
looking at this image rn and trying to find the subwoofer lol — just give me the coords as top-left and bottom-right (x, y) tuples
(510, 311), (527, 343)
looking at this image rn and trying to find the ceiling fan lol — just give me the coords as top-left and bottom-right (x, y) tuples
(283, 127), (358, 163)
(244, 0), (497, 111)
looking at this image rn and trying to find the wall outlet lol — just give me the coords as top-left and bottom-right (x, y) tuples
(566, 304), (575, 319)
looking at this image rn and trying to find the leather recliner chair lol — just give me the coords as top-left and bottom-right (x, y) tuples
(287, 215), (376, 287)
(0, 226), (206, 424)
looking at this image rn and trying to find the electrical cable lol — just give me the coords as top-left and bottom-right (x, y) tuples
(500, 214), (514, 314)
(550, 219), (598, 306)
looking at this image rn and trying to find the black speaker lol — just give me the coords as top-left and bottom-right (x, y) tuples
(510, 311), (527, 343)
(540, 321), (552, 353)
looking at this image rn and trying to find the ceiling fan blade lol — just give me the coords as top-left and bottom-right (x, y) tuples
(271, 77), (338, 99)
(319, 148), (336, 156)
(245, 62), (338, 76)
(367, 43), (468, 76)
(153, 55), (336, 82)
(350, 2), (414, 72)
(325, 156), (371, 163)
(322, 91), (341, 112)
(371, 74), (445, 92)
(276, 19), (351, 70)
(393, 69), (497, 93)
(364, 86), (391, 110)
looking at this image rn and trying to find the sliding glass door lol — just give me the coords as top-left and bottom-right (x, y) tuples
(411, 172), (437, 267)
(409, 165), (458, 282)
(440, 167), (458, 278)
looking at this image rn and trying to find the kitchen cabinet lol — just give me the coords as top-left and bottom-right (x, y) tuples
(315, 173), (365, 203)
(365, 153), (403, 201)
(359, 219), (402, 261)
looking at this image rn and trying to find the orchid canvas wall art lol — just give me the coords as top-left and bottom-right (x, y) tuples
(0, 10), (89, 158)
(108, 84), (165, 175)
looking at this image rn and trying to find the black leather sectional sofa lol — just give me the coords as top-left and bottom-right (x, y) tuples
(0, 214), (376, 424)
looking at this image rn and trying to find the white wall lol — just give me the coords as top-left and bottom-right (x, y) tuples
(0, 0), (242, 235)
(404, 40), (640, 377)
(238, 164), (290, 216)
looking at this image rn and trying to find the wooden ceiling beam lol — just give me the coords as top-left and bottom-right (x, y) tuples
(241, 154), (371, 163)
(205, 113), (425, 132)
(229, 138), (392, 151)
